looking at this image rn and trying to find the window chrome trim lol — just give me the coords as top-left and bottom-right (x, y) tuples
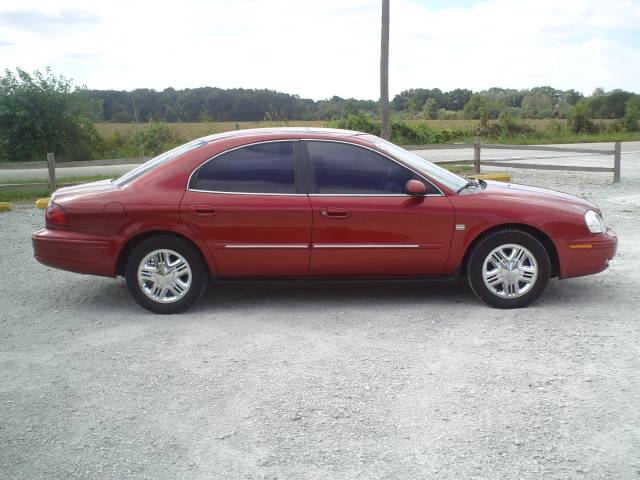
(186, 139), (300, 196)
(308, 193), (442, 197)
(186, 137), (446, 197)
(312, 244), (420, 249)
(224, 244), (309, 249)
(301, 138), (445, 197)
(189, 189), (306, 197)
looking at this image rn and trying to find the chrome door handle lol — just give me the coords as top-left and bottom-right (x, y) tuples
(190, 205), (217, 216)
(321, 208), (351, 219)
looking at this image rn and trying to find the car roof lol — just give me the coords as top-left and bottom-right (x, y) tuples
(199, 127), (369, 144)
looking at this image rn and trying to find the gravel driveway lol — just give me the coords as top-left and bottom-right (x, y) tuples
(1, 167), (639, 479)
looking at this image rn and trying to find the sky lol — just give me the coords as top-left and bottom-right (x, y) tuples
(0, 0), (639, 100)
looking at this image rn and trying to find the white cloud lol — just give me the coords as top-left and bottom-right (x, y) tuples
(0, 0), (638, 98)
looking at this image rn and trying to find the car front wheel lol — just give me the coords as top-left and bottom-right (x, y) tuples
(125, 235), (207, 314)
(467, 229), (551, 309)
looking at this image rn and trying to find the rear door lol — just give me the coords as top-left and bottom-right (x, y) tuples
(304, 140), (455, 277)
(180, 140), (312, 277)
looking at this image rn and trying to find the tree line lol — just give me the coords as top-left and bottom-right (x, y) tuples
(1, 68), (639, 163)
(86, 85), (638, 123)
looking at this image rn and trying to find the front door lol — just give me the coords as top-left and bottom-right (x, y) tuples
(304, 140), (455, 277)
(180, 140), (311, 277)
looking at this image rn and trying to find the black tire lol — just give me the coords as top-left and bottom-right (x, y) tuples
(466, 229), (550, 309)
(125, 234), (208, 314)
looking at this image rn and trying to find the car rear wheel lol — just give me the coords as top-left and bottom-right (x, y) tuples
(467, 229), (550, 309)
(125, 235), (207, 314)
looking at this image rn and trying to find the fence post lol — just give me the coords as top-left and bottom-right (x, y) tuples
(47, 152), (56, 193)
(613, 142), (621, 183)
(473, 136), (481, 174)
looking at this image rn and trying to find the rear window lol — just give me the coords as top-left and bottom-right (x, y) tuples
(189, 141), (297, 194)
(113, 139), (206, 187)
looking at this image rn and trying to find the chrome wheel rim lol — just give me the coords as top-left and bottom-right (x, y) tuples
(137, 249), (192, 304)
(482, 243), (538, 298)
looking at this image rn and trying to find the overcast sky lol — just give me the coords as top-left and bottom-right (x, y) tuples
(0, 0), (638, 99)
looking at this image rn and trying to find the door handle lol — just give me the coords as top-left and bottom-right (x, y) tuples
(190, 205), (217, 216)
(321, 207), (351, 219)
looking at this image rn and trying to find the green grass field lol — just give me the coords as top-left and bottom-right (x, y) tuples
(0, 175), (114, 202)
(95, 119), (639, 146)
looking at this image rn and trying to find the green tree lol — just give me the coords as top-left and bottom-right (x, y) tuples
(0, 68), (98, 162)
(521, 92), (554, 118)
(623, 95), (640, 131)
(568, 101), (595, 133)
(422, 98), (438, 119)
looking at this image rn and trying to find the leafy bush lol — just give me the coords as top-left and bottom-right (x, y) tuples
(0, 68), (100, 162)
(623, 96), (640, 132)
(336, 113), (380, 135)
(568, 102), (596, 134)
(129, 121), (184, 156)
(95, 122), (185, 158)
(480, 114), (536, 138)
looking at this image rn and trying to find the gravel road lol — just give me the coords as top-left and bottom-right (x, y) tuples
(1, 167), (639, 479)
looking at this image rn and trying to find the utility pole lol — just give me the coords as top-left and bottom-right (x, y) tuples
(380, 0), (390, 140)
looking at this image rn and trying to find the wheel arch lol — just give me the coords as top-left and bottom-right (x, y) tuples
(115, 230), (214, 277)
(460, 223), (560, 279)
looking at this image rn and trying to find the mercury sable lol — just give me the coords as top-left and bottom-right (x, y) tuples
(32, 128), (617, 313)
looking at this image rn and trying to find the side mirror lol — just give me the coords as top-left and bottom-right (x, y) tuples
(405, 179), (427, 196)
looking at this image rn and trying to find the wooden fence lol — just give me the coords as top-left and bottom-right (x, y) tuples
(406, 138), (622, 183)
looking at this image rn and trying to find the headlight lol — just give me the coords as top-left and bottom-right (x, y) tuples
(584, 210), (604, 233)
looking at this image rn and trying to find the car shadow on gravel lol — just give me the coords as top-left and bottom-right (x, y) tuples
(192, 280), (477, 313)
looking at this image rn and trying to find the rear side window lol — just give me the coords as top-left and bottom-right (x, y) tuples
(190, 141), (296, 194)
(305, 141), (436, 195)
(114, 139), (205, 187)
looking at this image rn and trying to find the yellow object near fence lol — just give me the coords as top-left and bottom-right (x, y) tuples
(0, 201), (11, 212)
(468, 173), (511, 182)
(35, 198), (50, 209)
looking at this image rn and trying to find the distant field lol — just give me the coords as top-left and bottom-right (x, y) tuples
(95, 120), (330, 139)
(95, 118), (626, 140)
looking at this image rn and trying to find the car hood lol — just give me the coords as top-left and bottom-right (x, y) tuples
(51, 179), (118, 203)
(479, 180), (598, 212)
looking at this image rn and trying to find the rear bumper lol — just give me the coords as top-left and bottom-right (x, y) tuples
(32, 228), (117, 277)
(554, 228), (618, 279)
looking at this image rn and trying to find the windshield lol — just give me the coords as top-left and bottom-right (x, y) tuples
(374, 138), (468, 193)
(113, 139), (206, 187)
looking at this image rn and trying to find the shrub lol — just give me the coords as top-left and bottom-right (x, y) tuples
(128, 121), (185, 157)
(0, 68), (100, 162)
(337, 113), (466, 145)
(480, 114), (536, 138)
(623, 96), (640, 132)
(568, 102), (595, 134)
(336, 113), (380, 135)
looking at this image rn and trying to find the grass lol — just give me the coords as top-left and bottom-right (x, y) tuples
(478, 131), (640, 145)
(0, 175), (114, 202)
(0, 187), (50, 202)
(95, 118), (627, 136)
(3, 174), (115, 185)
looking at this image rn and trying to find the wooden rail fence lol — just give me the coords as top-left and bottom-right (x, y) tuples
(405, 139), (622, 182)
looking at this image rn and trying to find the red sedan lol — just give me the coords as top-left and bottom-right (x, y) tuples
(32, 128), (617, 313)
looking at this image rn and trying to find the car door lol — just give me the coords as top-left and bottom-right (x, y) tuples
(180, 140), (312, 277)
(304, 140), (455, 277)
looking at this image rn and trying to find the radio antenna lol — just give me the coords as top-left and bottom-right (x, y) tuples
(130, 93), (145, 160)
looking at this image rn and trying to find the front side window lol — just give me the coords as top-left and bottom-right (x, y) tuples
(190, 141), (296, 194)
(305, 141), (437, 195)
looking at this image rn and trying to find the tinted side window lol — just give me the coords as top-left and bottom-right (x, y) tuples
(306, 141), (436, 195)
(190, 141), (296, 193)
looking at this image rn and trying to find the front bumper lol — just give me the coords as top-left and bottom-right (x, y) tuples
(32, 228), (117, 277)
(554, 228), (618, 279)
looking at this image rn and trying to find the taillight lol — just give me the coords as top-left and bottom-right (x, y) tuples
(46, 202), (68, 226)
